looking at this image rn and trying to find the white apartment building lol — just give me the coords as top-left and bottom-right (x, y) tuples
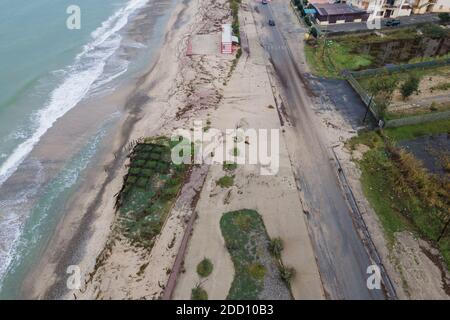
(348, 0), (449, 18)
(347, 0), (412, 18)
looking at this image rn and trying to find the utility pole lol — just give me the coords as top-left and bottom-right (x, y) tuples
(363, 94), (373, 123)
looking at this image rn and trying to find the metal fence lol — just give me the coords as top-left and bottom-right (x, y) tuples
(385, 110), (450, 128)
(343, 59), (450, 127)
(342, 70), (381, 121)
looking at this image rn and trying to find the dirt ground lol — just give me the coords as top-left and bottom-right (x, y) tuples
(383, 67), (450, 114)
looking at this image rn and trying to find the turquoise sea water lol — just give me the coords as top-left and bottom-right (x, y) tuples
(0, 0), (177, 298)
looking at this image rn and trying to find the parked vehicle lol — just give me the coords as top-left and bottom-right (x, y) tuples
(268, 19), (275, 26)
(385, 19), (401, 27)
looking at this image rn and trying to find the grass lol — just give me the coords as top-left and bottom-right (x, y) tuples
(117, 138), (189, 248)
(220, 210), (287, 299)
(197, 258), (213, 278)
(305, 25), (449, 78)
(191, 285), (208, 300)
(384, 119), (450, 141)
(359, 146), (415, 244)
(304, 40), (373, 78)
(348, 126), (450, 268)
(384, 102), (450, 120)
(216, 175), (234, 188)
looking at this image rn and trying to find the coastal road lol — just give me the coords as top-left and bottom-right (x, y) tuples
(251, 1), (393, 299)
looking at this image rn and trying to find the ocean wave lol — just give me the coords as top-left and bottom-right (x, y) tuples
(0, 159), (44, 286)
(0, 0), (149, 188)
(0, 111), (119, 294)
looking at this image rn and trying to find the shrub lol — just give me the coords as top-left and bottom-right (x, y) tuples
(400, 74), (421, 100)
(248, 263), (266, 280)
(279, 265), (296, 284)
(191, 285), (208, 300)
(223, 162), (238, 171)
(310, 26), (320, 38)
(216, 175), (234, 188)
(420, 23), (448, 38)
(438, 12), (450, 24)
(304, 15), (312, 26)
(269, 237), (284, 259)
(197, 258), (214, 277)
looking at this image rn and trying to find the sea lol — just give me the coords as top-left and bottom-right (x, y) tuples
(0, 0), (178, 298)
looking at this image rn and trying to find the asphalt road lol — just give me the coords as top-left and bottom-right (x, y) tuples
(252, 2), (392, 299)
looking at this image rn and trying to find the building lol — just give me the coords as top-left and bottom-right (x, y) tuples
(348, 0), (412, 18)
(311, 3), (369, 24)
(412, 0), (450, 13)
(221, 24), (232, 54)
(348, 0), (449, 18)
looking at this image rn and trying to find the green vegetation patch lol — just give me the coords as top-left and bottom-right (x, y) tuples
(197, 258), (214, 278)
(304, 40), (373, 78)
(223, 162), (238, 171)
(220, 210), (292, 300)
(191, 285), (208, 300)
(305, 25), (450, 78)
(384, 119), (450, 141)
(116, 138), (189, 248)
(216, 175), (234, 188)
(348, 126), (450, 269)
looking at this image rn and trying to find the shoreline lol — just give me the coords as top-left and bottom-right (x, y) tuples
(21, 0), (194, 299)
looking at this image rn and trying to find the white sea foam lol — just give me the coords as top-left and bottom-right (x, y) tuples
(0, 0), (149, 188)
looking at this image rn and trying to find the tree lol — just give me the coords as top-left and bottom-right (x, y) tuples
(366, 74), (399, 117)
(438, 12), (450, 25)
(400, 74), (421, 100)
(304, 15), (312, 26)
(310, 26), (321, 38)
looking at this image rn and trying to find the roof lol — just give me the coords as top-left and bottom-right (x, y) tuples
(222, 24), (232, 43)
(312, 3), (366, 16)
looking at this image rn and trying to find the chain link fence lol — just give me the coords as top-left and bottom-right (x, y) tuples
(343, 59), (450, 127)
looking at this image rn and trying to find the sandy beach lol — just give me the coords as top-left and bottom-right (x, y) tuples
(21, 0), (203, 299)
(21, 0), (326, 300)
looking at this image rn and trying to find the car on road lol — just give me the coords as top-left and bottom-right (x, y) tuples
(268, 19), (275, 26)
(385, 19), (401, 26)
(262, 0), (268, 4)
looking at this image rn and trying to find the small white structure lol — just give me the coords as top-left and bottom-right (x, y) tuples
(221, 24), (232, 54)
